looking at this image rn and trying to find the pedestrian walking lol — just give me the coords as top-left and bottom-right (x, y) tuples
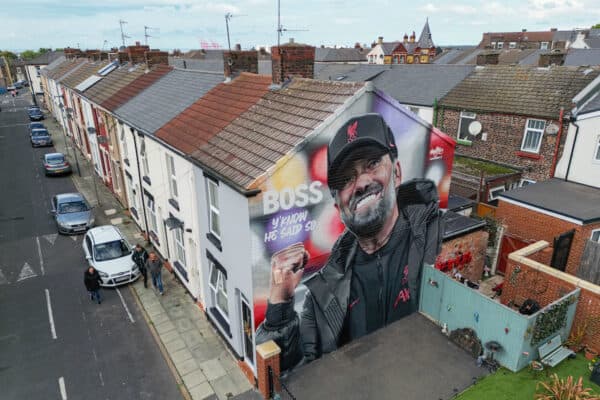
(146, 252), (164, 295)
(84, 266), (103, 304)
(132, 244), (149, 288)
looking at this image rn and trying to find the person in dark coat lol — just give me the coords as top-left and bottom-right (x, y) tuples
(146, 252), (164, 295)
(84, 266), (103, 304)
(256, 114), (443, 371)
(132, 244), (149, 288)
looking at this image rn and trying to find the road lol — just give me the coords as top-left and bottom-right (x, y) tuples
(0, 92), (182, 399)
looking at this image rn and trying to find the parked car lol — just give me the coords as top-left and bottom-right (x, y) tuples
(83, 225), (140, 287)
(28, 108), (44, 121)
(43, 152), (71, 176)
(29, 122), (45, 132)
(51, 193), (94, 234)
(7, 85), (16, 91)
(30, 129), (52, 147)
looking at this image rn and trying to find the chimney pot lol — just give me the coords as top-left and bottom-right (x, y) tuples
(235, 43), (241, 51)
(522, 29), (527, 32)
(377, 36), (384, 45)
(136, 41), (141, 46)
(289, 38), (295, 44)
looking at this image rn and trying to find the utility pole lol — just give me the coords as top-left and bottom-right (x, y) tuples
(119, 20), (130, 47)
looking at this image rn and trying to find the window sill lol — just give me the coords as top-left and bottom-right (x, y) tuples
(130, 207), (138, 219)
(208, 307), (232, 338)
(124, 158), (130, 166)
(168, 198), (180, 211)
(173, 261), (188, 281)
(456, 138), (472, 146)
(142, 175), (151, 185)
(516, 151), (541, 160)
(206, 233), (222, 251)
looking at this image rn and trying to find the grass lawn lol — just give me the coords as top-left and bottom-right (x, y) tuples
(457, 354), (600, 400)
(453, 156), (517, 176)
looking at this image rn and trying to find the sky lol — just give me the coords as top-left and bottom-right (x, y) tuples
(1, 0), (600, 52)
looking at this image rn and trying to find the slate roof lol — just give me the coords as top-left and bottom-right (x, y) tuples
(518, 50), (547, 65)
(585, 37), (600, 49)
(60, 60), (109, 89)
(190, 78), (365, 191)
(168, 57), (225, 72)
(499, 178), (600, 223)
(443, 211), (486, 240)
(315, 48), (370, 62)
(82, 64), (147, 106)
(315, 64), (473, 106)
(498, 49), (539, 64)
(25, 51), (65, 65)
(156, 73), (272, 155)
(101, 64), (172, 111)
(381, 42), (401, 55)
(45, 59), (86, 80)
(44, 55), (66, 71)
(417, 19), (434, 48)
(433, 49), (464, 64)
(114, 69), (223, 135)
(565, 49), (600, 66)
(579, 91), (600, 114)
(553, 30), (577, 42)
(439, 65), (600, 119)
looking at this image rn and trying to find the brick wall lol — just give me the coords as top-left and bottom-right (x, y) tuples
(496, 200), (600, 276)
(271, 40), (315, 84)
(145, 51), (169, 68)
(501, 260), (600, 352)
(126, 42), (150, 65)
(438, 109), (567, 181)
(223, 50), (259, 77)
(436, 229), (489, 282)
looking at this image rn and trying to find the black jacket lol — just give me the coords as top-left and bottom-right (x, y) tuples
(84, 269), (102, 291)
(132, 248), (148, 269)
(256, 179), (443, 371)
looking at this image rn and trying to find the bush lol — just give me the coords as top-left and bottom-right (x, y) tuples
(534, 374), (599, 400)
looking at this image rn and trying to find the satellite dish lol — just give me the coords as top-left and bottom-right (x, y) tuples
(546, 123), (559, 135)
(468, 120), (482, 136)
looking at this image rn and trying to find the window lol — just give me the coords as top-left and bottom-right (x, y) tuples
(594, 136), (600, 163)
(166, 154), (178, 199)
(209, 261), (228, 318)
(520, 179), (536, 187)
(488, 185), (506, 201)
(591, 230), (600, 243)
(141, 139), (149, 177)
(521, 119), (546, 153)
(497, 42), (504, 49)
(458, 112), (477, 141)
(491, 42), (497, 49)
(126, 175), (138, 211)
(146, 196), (157, 235)
(207, 179), (221, 239)
(174, 227), (186, 266)
(540, 42), (549, 50)
(121, 126), (128, 160)
(509, 42), (517, 49)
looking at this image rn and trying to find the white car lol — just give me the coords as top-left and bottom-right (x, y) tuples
(83, 225), (140, 287)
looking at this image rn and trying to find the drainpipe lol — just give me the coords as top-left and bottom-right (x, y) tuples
(131, 127), (150, 242)
(549, 107), (564, 178)
(565, 117), (580, 182)
(432, 98), (438, 127)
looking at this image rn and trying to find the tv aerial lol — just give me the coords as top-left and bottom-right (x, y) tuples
(119, 19), (131, 47)
(144, 26), (160, 46)
(225, 13), (247, 51)
(276, 0), (308, 48)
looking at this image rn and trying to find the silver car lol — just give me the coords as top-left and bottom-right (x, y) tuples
(51, 193), (95, 234)
(43, 153), (72, 176)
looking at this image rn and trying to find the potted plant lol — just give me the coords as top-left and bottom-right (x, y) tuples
(584, 346), (598, 361)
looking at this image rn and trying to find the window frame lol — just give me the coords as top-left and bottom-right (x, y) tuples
(540, 42), (549, 50)
(166, 153), (179, 199)
(126, 175), (138, 211)
(146, 196), (158, 235)
(591, 229), (600, 243)
(173, 226), (186, 267)
(488, 185), (506, 201)
(497, 42), (504, 49)
(457, 111), (477, 142)
(509, 42), (517, 49)
(208, 261), (229, 320)
(519, 179), (536, 187)
(140, 138), (149, 177)
(521, 118), (546, 154)
(207, 179), (221, 240)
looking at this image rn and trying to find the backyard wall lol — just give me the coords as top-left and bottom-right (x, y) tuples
(504, 241), (600, 355)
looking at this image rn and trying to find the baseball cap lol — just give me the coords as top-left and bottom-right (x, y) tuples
(327, 113), (397, 189)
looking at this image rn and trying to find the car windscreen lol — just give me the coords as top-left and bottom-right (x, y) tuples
(58, 200), (88, 213)
(31, 130), (49, 137)
(30, 123), (44, 129)
(93, 240), (131, 262)
(46, 155), (65, 165)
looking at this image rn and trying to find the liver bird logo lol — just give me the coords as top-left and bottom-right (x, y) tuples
(347, 121), (358, 142)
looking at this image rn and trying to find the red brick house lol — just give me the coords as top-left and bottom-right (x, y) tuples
(436, 65), (600, 188)
(478, 29), (555, 50)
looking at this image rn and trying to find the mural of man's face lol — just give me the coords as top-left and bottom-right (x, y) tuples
(333, 147), (401, 238)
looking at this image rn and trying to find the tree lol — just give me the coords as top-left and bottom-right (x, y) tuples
(592, 23), (600, 29)
(0, 50), (17, 60)
(20, 50), (39, 60)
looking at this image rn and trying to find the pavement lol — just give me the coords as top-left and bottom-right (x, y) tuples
(44, 113), (257, 400)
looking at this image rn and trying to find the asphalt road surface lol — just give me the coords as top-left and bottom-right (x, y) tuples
(0, 92), (182, 399)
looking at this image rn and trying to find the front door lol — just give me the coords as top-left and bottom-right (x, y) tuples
(241, 296), (254, 366)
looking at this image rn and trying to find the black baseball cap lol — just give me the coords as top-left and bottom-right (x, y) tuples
(327, 113), (397, 189)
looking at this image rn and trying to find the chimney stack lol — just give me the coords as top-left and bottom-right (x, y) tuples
(377, 36), (384, 45)
(271, 39), (315, 84)
(145, 50), (169, 68)
(538, 51), (566, 67)
(403, 33), (408, 44)
(476, 52), (500, 65)
(126, 43), (150, 64)
(64, 47), (83, 59)
(410, 31), (416, 43)
(223, 47), (258, 78)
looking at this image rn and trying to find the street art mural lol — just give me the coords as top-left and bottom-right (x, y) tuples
(249, 90), (455, 370)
